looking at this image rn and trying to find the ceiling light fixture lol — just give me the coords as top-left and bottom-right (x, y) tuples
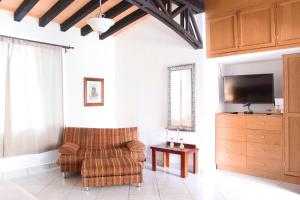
(87, 0), (114, 34)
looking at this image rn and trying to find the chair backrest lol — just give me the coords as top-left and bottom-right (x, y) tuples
(63, 127), (139, 149)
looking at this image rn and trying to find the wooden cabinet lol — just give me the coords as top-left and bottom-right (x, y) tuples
(284, 54), (300, 113)
(238, 4), (276, 50)
(277, 0), (300, 45)
(206, 0), (300, 57)
(216, 113), (283, 178)
(206, 12), (238, 54)
(215, 114), (246, 168)
(283, 53), (300, 177)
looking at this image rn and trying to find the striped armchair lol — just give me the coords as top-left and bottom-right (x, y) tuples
(56, 127), (146, 173)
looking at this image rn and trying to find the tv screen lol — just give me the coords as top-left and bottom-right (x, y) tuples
(223, 74), (274, 104)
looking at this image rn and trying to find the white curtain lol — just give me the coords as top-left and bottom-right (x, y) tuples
(0, 37), (64, 157)
(0, 38), (10, 157)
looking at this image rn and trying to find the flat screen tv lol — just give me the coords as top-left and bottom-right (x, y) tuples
(223, 74), (274, 104)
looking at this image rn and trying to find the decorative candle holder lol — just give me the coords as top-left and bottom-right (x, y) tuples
(179, 138), (184, 150)
(170, 138), (174, 148)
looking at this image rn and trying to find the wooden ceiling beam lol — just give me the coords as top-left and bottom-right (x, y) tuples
(125, 0), (203, 49)
(60, 0), (108, 32)
(81, 1), (133, 36)
(99, 9), (147, 40)
(39, 0), (74, 27)
(174, 0), (204, 13)
(14, 0), (38, 22)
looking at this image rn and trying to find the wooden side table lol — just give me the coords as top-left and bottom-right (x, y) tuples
(150, 142), (199, 178)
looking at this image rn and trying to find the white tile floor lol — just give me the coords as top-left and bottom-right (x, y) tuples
(0, 167), (300, 200)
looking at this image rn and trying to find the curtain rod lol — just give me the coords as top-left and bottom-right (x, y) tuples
(0, 34), (74, 50)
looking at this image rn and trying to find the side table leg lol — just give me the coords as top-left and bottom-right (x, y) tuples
(163, 152), (170, 168)
(152, 149), (157, 171)
(193, 151), (198, 174)
(180, 152), (188, 178)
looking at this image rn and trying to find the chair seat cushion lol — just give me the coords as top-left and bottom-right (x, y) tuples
(57, 147), (146, 165)
(81, 158), (142, 177)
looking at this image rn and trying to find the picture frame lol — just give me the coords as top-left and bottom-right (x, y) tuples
(84, 77), (104, 106)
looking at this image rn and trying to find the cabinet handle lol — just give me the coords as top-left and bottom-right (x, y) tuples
(260, 163), (265, 166)
(261, 136), (265, 139)
(261, 149), (266, 153)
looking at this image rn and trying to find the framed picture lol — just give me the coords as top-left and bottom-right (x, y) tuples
(84, 77), (104, 106)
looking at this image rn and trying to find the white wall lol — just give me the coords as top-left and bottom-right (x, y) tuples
(114, 16), (218, 170)
(0, 9), (117, 172)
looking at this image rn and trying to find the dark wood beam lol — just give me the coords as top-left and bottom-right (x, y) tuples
(14, 0), (38, 22)
(60, 0), (108, 32)
(81, 1), (133, 36)
(174, 0), (204, 13)
(171, 5), (187, 18)
(125, 0), (202, 49)
(99, 9), (147, 40)
(39, 0), (74, 27)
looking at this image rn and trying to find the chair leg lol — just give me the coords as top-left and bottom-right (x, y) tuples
(84, 187), (89, 191)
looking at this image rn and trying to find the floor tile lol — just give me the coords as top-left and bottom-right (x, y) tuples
(129, 194), (160, 200)
(1, 167), (300, 200)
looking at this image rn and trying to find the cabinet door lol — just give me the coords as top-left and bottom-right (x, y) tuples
(285, 115), (300, 177)
(238, 4), (276, 50)
(284, 53), (300, 177)
(284, 54), (300, 113)
(277, 0), (300, 45)
(206, 12), (238, 55)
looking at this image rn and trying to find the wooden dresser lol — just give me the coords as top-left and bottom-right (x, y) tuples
(216, 113), (284, 179)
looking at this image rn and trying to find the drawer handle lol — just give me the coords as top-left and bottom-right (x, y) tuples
(261, 149), (266, 153)
(260, 163), (265, 166)
(261, 136), (265, 139)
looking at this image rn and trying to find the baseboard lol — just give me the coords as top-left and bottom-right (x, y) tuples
(0, 162), (59, 180)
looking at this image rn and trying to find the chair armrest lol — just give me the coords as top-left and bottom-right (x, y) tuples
(59, 142), (79, 155)
(127, 140), (145, 152)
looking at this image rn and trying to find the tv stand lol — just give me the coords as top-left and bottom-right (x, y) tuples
(243, 103), (253, 114)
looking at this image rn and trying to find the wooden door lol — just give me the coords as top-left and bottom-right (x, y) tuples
(206, 12), (238, 55)
(277, 0), (300, 45)
(238, 4), (276, 50)
(284, 53), (300, 177)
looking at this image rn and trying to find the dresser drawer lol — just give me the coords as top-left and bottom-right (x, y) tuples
(216, 114), (245, 128)
(216, 140), (246, 155)
(216, 128), (246, 141)
(246, 129), (282, 145)
(247, 156), (282, 173)
(216, 152), (246, 168)
(246, 115), (282, 131)
(247, 143), (282, 160)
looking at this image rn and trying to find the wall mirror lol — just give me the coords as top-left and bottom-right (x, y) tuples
(168, 63), (195, 132)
